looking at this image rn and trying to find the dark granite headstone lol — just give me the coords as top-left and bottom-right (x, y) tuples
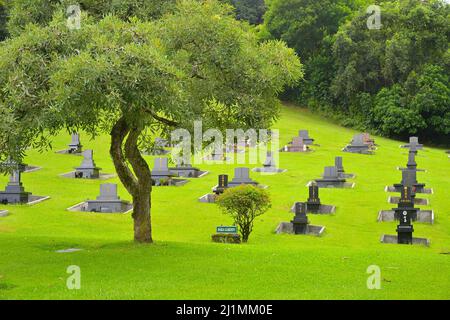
(306, 182), (321, 213)
(68, 133), (82, 154)
(406, 149), (417, 170)
(213, 174), (229, 195)
(393, 186), (419, 221)
(315, 166), (346, 187)
(228, 168), (259, 187)
(74, 150), (101, 179)
(291, 202), (309, 234)
(0, 170), (31, 204)
(86, 184), (130, 213)
(396, 209), (414, 244)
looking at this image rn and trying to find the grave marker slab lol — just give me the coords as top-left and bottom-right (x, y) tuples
(68, 133), (82, 154)
(401, 136), (424, 149)
(228, 168), (259, 187)
(291, 202), (309, 234)
(85, 184), (132, 213)
(74, 150), (101, 179)
(343, 134), (372, 154)
(282, 137), (310, 152)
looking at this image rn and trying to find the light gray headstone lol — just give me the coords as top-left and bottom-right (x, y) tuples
(335, 157), (343, 170)
(154, 158), (168, 171)
(299, 130), (309, 139)
(97, 184), (119, 201)
(323, 166), (338, 179)
(352, 134), (365, 146)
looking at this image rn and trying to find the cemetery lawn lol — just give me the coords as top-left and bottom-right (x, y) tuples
(0, 104), (449, 300)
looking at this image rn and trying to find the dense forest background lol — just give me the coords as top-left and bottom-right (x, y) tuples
(0, 0), (448, 145)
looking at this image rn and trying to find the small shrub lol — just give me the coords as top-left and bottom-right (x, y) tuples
(216, 185), (271, 243)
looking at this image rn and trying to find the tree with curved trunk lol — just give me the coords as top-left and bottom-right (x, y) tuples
(0, 0), (302, 243)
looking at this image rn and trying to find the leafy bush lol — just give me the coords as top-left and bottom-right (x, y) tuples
(216, 185), (271, 242)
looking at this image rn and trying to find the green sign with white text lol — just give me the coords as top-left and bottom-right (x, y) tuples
(216, 226), (238, 234)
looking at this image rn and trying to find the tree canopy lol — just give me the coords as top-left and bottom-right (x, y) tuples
(263, 0), (450, 144)
(0, 0), (302, 242)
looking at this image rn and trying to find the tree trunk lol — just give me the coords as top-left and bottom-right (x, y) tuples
(110, 117), (153, 243)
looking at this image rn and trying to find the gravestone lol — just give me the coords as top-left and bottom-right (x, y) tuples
(86, 184), (131, 213)
(306, 182), (321, 213)
(298, 130), (314, 145)
(396, 209), (414, 244)
(393, 169), (426, 193)
(253, 151), (285, 173)
(151, 158), (175, 185)
(343, 134), (371, 154)
(393, 186), (419, 221)
(74, 150), (101, 179)
(291, 202), (309, 234)
(213, 174), (229, 195)
(362, 133), (376, 147)
(315, 166), (347, 188)
(401, 137), (423, 150)
(406, 149), (417, 170)
(283, 137), (308, 152)
(207, 148), (226, 161)
(0, 170), (31, 204)
(169, 158), (204, 178)
(68, 133), (82, 154)
(228, 168), (259, 187)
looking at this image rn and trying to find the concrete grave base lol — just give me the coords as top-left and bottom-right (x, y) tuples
(23, 166), (41, 173)
(385, 185), (433, 194)
(279, 148), (313, 153)
(67, 201), (133, 214)
(152, 178), (189, 187)
(380, 234), (430, 246)
(342, 147), (374, 155)
(169, 169), (209, 178)
(308, 180), (355, 189)
(203, 155), (231, 162)
(290, 203), (335, 214)
(1, 195), (50, 206)
(55, 150), (83, 156)
(339, 173), (356, 179)
(0, 210), (9, 217)
(252, 167), (287, 174)
(388, 196), (429, 206)
(378, 210), (434, 224)
(275, 222), (325, 236)
(59, 172), (116, 180)
(56, 248), (83, 253)
(198, 193), (218, 203)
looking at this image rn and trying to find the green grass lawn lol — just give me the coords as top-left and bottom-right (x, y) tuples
(0, 104), (449, 300)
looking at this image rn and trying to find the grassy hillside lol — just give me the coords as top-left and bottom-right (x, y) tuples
(0, 104), (449, 299)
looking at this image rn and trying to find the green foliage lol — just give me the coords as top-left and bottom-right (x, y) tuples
(331, 0), (449, 142)
(6, 0), (177, 37)
(226, 0), (266, 24)
(0, 1), (7, 40)
(0, 0), (302, 167)
(216, 184), (271, 242)
(264, 0), (449, 144)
